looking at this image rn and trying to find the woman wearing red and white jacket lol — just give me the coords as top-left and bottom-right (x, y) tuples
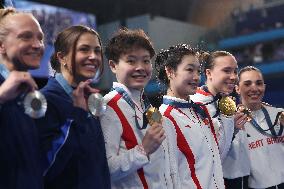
(156, 45), (233, 188)
(191, 51), (249, 189)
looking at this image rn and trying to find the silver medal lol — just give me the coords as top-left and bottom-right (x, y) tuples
(23, 90), (47, 118)
(88, 93), (106, 117)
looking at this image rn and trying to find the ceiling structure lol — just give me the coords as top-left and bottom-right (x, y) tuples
(30, 0), (193, 25)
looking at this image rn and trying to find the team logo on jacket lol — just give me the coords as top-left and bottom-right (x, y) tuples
(203, 118), (209, 125)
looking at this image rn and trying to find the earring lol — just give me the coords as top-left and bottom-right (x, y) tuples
(63, 63), (67, 67)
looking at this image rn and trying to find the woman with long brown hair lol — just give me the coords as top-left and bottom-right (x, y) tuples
(35, 25), (110, 189)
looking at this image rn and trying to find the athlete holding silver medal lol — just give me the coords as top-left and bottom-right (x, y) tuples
(0, 7), (44, 188)
(35, 25), (110, 189)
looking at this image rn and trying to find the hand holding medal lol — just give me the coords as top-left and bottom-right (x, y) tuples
(233, 104), (251, 130)
(73, 79), (105, 117)
(237, 105), (252, 122)
(142, 107), (165, 156)
(0, 71), (47, 118)
(145, 107), (163, 126)
(88, 93), (106, 117)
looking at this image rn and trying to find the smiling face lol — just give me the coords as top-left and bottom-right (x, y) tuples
(109, 48), (152, 90)
(167, 54), (200, 99)
(206, 55), (238, 95)
(61, 32), (102, 85)
(0, 14), (44, 71)
(236, 70), (265, 110)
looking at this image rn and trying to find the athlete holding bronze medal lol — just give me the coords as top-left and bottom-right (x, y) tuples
(236, 66), (284, 189)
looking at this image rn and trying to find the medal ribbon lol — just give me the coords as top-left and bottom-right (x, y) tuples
(55, 73), (74, 99)
(0, 64), (10, 79)
(250, 107), (283, 137)
(162, 98), (207, 119)
(113, 87), (151, 130)
(200, 85), (222, 118)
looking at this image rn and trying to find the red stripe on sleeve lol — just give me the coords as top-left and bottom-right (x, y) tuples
(164, 106), (202, 189)
(108, 93), (148, 189)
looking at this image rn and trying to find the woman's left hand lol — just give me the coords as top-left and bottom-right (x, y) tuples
(72, 80), (99, 111)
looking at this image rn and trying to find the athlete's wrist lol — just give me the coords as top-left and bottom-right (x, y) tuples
(137, 144), (149, 158)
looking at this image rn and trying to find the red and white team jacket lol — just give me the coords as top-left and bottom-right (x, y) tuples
(245, 105), (284, 188)
(100, 82), (175, 189)
(190, 88), (235, 161)
(190, 88), (250, 180)
(160, 95), (225, 189)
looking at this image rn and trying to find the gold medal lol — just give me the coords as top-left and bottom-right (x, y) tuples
(145, 107), (162, 126)
(218, 96), (237, 116)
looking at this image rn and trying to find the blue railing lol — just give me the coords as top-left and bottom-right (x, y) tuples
(219, 28), (284, 49)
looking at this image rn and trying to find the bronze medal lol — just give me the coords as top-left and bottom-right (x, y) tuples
(237, 105), (252, 121)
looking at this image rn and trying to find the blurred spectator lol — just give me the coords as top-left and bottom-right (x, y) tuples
(29, 8), (95, 45)
(232, 39), (284, 66)
(234, 4), (284, 36)
(253, 43), (263, 63)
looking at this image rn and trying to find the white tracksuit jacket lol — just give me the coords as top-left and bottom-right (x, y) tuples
(160, 95), (229, 189)
(190, 88), (250, 180)
(100, 82), (176, 189)
(245, 105), (284, 188)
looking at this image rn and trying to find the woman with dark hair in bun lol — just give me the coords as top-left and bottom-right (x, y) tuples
(191, 51), (249, 189)
(156, 44), (229, 188)
(35, 25), (110, 189)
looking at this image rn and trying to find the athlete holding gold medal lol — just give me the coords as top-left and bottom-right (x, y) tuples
(100, 28), (175, 188)
(191, 51), (249, 189)
(156, 44), (232, 188)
